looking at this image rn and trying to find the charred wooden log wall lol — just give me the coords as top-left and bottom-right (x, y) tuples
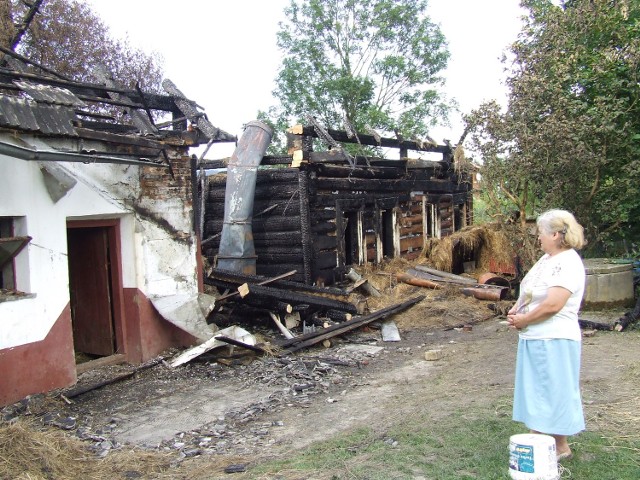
(203, 167), (308, 283)
(201, 125), (473, 286)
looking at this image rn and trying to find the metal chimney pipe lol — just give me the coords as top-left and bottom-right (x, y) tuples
(216, 120), (273, 274)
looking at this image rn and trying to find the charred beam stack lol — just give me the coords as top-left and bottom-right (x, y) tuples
(201, 123), (473, 286)
(205, 268), (358, 325)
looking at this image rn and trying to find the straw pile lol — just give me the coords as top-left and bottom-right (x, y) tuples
(356, 257), (501, 330)
(0, 420), (171, 480)
(0, 419), (257, 480)
(422, 223), (530, 274)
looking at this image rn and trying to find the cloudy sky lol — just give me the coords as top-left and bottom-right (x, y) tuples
(85, 0), (525, 156)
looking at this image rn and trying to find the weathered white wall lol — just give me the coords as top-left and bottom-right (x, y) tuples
(0, 138), (198, 349)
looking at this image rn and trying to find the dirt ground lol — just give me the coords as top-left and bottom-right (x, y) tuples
(2, 266), (639, 479)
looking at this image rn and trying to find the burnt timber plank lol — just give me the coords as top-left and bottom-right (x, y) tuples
(252, 231), (303, 246)
(312, 193), (409, 208)
(312, 234), (338, 251)
(205, 215), (302, 234)
(278, 295), (426, 353)
(207, 168), (301, 186)
(206, 269), (349, 299)
(208, 183), (301, 201)
(243, 284), (358, 314)
(289, 124), (450, 154)
(314, 177), (453, 193)
(314, 162), (405, 179)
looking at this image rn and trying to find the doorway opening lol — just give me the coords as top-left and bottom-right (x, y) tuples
(67, 220), (124, 365)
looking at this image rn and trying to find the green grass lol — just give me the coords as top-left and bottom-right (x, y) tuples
(247, 399), (640, 479)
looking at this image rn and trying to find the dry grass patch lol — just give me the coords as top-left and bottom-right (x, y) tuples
(0, 419), (255, 480)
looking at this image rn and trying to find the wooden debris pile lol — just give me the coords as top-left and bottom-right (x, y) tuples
(175, 260), (518, 366)
(202, 267), (425, 356)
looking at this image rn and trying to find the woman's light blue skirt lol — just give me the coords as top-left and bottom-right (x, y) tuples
(513, 338), (585, 435)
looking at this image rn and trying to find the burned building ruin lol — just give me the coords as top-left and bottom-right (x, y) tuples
(200, 121), (473, 286)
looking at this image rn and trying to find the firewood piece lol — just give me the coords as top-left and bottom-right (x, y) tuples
(238, 283), (250, 298)
(325, 309), (353, 322)
(270, 312), (295, 339)
(346, 268), (381, 297)
(396, 272), (442, 289)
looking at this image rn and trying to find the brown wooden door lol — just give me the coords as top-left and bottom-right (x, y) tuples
(67, 227), (115, 356)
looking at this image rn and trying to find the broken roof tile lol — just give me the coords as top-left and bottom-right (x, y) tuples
(13, 80), (86, 108)
(0, 96), (77, 135)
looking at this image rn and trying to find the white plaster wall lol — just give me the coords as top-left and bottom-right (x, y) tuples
(138, 220), (198, 296)
(0, 155), (131, 348)
(0, 142), (198, 349)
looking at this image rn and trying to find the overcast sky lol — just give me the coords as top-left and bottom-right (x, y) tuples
(85, 0), (525, 157)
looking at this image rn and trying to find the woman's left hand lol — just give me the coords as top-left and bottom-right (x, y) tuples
(507, 313), (527, 330)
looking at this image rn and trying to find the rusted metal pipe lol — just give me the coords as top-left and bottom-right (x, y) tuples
(461, 286), (507, 301)
(216, 120), (273, 274)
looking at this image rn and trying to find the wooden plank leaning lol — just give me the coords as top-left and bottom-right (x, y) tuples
(278, 295), (425, 354)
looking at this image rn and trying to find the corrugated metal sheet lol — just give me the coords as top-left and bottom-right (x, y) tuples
(0, 96), (77, 136)
(13, 80), (86, 108)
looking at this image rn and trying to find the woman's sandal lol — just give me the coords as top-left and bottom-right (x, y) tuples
(557, 451), (573, 461)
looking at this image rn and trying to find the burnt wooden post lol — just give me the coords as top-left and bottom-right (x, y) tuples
(335, 200), (346, 273)
(298, 168), (313, 285)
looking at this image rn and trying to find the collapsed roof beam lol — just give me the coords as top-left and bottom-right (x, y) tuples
(288, 124), (450, 154)
(162, 79), (236, 142)
(0, 68), (175, 111)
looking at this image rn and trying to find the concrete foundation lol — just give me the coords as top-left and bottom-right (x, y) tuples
(583, 259), (635, 309)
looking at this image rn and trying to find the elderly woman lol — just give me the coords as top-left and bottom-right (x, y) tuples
(507, 209), (586, 461)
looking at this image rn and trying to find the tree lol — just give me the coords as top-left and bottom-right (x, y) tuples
(466, 0), (640, 254)
(263, 0), (450, 151)
(2, 0), (163, 92)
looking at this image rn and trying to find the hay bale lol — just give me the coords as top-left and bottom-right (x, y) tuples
(422, 223), (519, 275)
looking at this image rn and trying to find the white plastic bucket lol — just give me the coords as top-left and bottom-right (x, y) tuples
(508, 433), (559, 480)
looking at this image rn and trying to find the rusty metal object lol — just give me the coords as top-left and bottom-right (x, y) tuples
(461, 286), (507, 301)
(478, 272), (511, 288)
(217, 121), (273, 274)
(396, 272), (442, 289)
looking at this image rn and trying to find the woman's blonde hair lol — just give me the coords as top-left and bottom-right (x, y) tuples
(537, 209), (586, 250)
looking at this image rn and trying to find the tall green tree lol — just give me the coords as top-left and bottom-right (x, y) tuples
(2, 0), (163, 92)
(263, 0), (450, 149)
(466, 0), (640, 254)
